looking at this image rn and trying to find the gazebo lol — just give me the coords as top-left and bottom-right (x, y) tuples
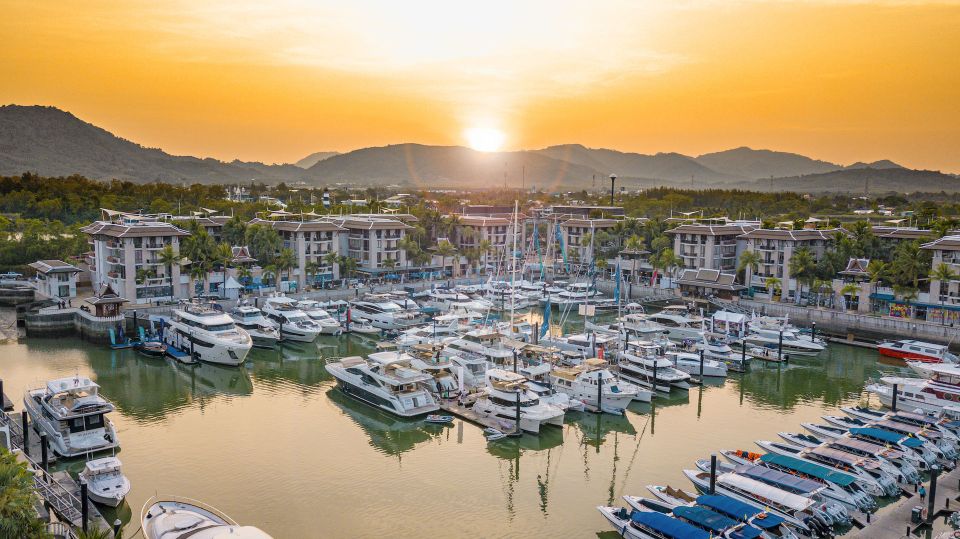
(85, 283), (128, 317)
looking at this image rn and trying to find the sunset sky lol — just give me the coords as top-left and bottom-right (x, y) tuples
(3, 1), (959, 170)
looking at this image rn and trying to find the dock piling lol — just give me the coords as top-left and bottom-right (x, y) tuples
(597, 371), (602, 413)
(80, 482), (89, 532)
(740, 340), (746, 365)
(777, 330), (783, 362)
(928, 465), (940, 523)
(892, 383), (899, 412)
(811, 322), (817, 343)
(514, 389), (521, 434)
(652, 362), (658, 392)
(709, 453), (717, 494)
(698, 349), (704, 381)
(40, 433), (48, 471)
(21, 412), (28, 457)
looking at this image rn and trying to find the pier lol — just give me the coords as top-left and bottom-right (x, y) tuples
(439, 399), (520, 432)
(846, 466), (960, 538)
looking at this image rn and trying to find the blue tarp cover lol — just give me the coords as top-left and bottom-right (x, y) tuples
(673, 506), (736, 532)
(760, 453), (855, 487)
(851, 427), (924, 448)
(630, 511), (710, 539)
(696, 495), (786, 529)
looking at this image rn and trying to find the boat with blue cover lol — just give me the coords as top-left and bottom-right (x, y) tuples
(633, 490), (801, 539)
(848, 427), (938, 469)
(596, 505), (710, 539)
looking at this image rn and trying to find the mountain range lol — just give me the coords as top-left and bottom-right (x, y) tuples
(1, 104), (957, 193)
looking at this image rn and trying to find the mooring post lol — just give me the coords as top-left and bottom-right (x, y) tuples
(514, 389), (522, 434)
(597, 371), (603, 413)
(21, 412), (29, 456)
(114, 518), (122, 538)
(709, 453), (717, 494)
(40, 433), (48, 471)
(777, 330), (783, 362)
(652, 361), (658, 393)
(810, 321), (817, 343)
(892, 383), (899, 412)
(928, 465), (940, 523)
(81, 481), (89, 532)
(699, 349), (705, 381)
(740, 340), (746, 366)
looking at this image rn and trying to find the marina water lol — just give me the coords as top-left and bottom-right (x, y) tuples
(1, 314), (904, 537)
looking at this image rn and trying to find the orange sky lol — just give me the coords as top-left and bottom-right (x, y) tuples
(3, 1), (960, 170)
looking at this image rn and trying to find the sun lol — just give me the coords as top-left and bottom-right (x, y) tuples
(464, 127), (505, 152)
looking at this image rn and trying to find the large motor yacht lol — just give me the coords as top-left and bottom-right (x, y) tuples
(645, 306), (707, 341)
(23, 376), (119, 457)
(444, 329), (516, 366)
(230, 304), (281, 348)
(743, 318), (825, 356)
(326, 352), (439, 417)
(867, 364), (960, 415)
(617, 341), (693, 392)
(542, 282), (602, 307)
(549, 358), (644, 413)
(261, 296), (323, 342)
(142, 496), (273, 539)
(471, 369), (565, 434)
(163, 303), (252, 365)
(296, 300), (345, 335)
(349, 299), (420, 330)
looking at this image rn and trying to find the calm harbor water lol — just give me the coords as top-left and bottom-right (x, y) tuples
(1, 319), (908, 538)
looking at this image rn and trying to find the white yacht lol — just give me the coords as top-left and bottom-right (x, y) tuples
(424, 289), (493, 312)
(471, 369), (565, 434)
(230, 304), (281, 348)
(79, 456), (130, 507)
(744, 318), (825, 356)
(618, 342), (693, 391)
(663, 349), (729, 378)
(618, 313), (671, 341)
(645, 306), (707, 341)
(325, 352), (439, 417)
(296, 300), (344, 335)
(550, 358), (644, 413)
(261, 296), (322, 342)
(349, 299), (420, 330)
(142, 496), (273, 539)
(542, 282), (602, 307)
(540, 332), (620, 361)
(866, 365), (960, 415)
(163, 304), (253, 365)
(447, 354), (489, 390)
(407, 345), (460, 395)
(444, 329), (516, 366)
(23, 376), (119, 457)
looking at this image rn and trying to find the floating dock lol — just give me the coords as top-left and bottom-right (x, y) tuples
(48, 470), (110, 531)
(438, 400), (520, 432)
(846, 465), (960, 538)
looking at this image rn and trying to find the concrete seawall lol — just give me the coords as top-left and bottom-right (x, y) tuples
(24, 308), (125, 344)
(0, 285), (34, 307)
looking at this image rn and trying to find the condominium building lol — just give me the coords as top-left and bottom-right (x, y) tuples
(247, 218), (344, 288)
(921, 235), (960, 308)
(666, 223), (757, 272)
(81, 213), (190, 304)
(738, 228), (843, 299)
(559, 218), (618, 264)
(333, 215), (411, 273)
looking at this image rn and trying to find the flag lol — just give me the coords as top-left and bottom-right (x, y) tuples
(614, 261), (621, 303)
(540, 297), (550, 339)
(555, 223), (567, 269)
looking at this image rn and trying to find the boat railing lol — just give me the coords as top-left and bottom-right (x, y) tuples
(140, 495), (238, 528)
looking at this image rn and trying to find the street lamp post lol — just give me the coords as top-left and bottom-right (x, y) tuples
(609, 174), (617, 206)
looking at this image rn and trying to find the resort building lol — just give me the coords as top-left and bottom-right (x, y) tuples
(333, 215), (411, 275)
(922, 235), (960, 320)
(559, 218), (619, 266)
(28, 259), (81, 300)
(247, 218), (344, 289)
(666, 223), (757, 272)
(450, 215), (514, 274)
(738, 228), (844, 300)
(81, 212), (190, 304)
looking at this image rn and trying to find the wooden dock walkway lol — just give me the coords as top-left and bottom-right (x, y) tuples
(845, 466), (960, 538)
(439, 401), (518, 432)
(3, 411), (58, 464)
(48, 470), (110, 531)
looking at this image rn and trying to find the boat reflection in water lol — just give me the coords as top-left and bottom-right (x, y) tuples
(326, 387), (440, 457)
(570, 411), (638, 447)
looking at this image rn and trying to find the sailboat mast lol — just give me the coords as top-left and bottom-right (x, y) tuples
(510, 200), (519, 330)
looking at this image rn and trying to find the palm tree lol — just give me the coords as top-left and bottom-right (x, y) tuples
(382, 257), (398, 271)
(188, 261), (208, 297)
(274, 248), (297, 287)
(737, 249), (761, 289)
(624, 234), (643, 252)
(788, 247), (816, 304)
(436, 240), (457, 276)
(156, 244), (180, 297)
(930, 263), (960, 321)
(765, 276), (782, 300)
(0, 450), (49, 538)
(324, 250), (341, 278)
(840, 283), (861, 311)
(339, 255), (358, 279)
(77, 527), (114, 539)
(478, 239), (492, 274)
(261, 264), (277, 286)
(305, 260), (320, 286)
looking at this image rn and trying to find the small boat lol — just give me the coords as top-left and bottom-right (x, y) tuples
(348, 321), (381, 335)
(135, 340), (167, 358)
(78, 456), (131, 507)
(425, 414), (454, 424)
(141, 496), (273, 538)
(878, 339), (958, 364)
(484, 427), (507, 441)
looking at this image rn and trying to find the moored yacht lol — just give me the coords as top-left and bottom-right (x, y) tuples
(549, 358), (643, 414)
(646, 306), (707, 341)
(743, 318), (825, 356)
(471, 369), (565, 434)
(617, 342), (692, 392)
(261, 296), (323, 342)
(230, 304), (281, 348)
(79, 456), (131, 507)
(349, 299), (420, 330)
(866, 364), (960, 415)
(141, 496), (273, 539)
(878, 339), (958, 363)
(326, 352), (439, 417)
(163, 303), (253, 365)
(23, 376), (119, 457)
(542, 282), (602, 307)
(296, 300), (344, 335)
(444, 329), (515, 366)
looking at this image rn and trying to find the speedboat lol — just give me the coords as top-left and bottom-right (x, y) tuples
(549, 358), (642, 414)
(596, 505), (715, 539)
(162, 303), (252, 365)
(230, 304), (281, 348)
(878, 339), (958, 363)
(134, 340), (167, 358)
(262, 296), (323, 342)
(79, 456), (131, 507)
(325, 352), (439, 417)
(296, 300), (344, 335)
(23, 376), (119, 457)
(141, 496), (273, 539)
(641, 488), (801, 539)
(755, 440), (897, 497)
(844, 405), (960, 438)
(825, 435), (922, 483)
(471, 369), (565, 434)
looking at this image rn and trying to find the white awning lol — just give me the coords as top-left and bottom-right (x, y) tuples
(719, 473), (813, 512)
(224, 276), (242, 289)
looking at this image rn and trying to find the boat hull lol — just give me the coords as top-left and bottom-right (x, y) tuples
(878, 345), (945, 363)
(329, 372), (437, 418)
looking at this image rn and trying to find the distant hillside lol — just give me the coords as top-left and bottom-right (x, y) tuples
(0, 105), (306, 184)
(751, 168), (960, 193)
(845, 160), (904, 170)
(536, 144), (735, 183)
(294, 151), (339, 169)
(695, 146), (841, 179)
(307, 144), (599, 188)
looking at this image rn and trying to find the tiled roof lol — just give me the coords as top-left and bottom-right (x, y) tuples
(921, 235), (960, 251)
(28, 260), (80, 274)
(80, 221), (190, 238)
(738, 228), (845, 241)
(666, 224), (757, 236)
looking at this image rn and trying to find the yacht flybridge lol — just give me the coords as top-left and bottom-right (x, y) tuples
(230, 304), (281, 348)
(326, 352), (439, 417)
(296, 300), (345, 335)
(549, 358), (643, 414)
(349, 299), (420, 330)
(23, 376), (119, 457)
(164, 302), (253, 365)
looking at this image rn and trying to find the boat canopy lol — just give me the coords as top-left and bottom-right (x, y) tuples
(673, 505), (737, 532)
(851, 427), (924, 448)
(696, 495), (786, 529)
(759, 453), (855, 487)
(630, 511), (710, 539)
(719, 473), (813, 512)
(735, 465), (823, 494)
(831, 437), (903, 459)
(47, 377), (98, 394)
